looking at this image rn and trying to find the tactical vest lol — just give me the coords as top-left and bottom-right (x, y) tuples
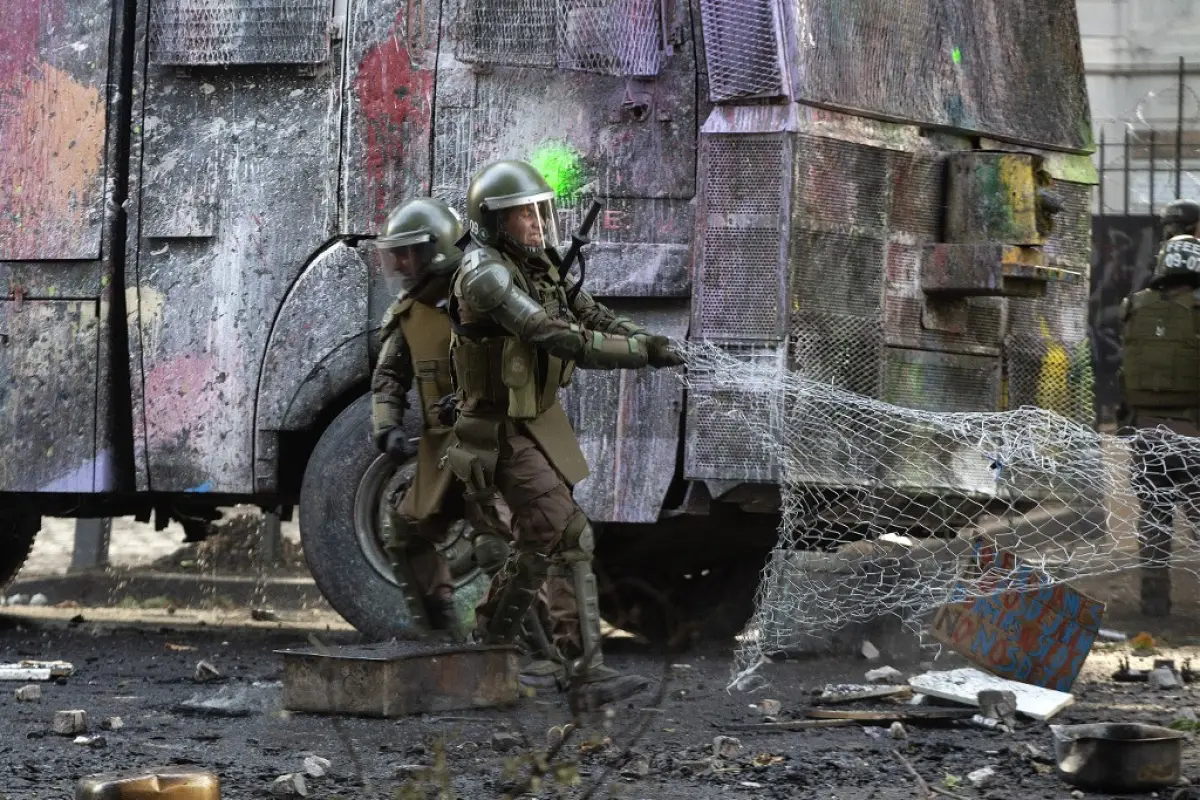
(450, 251), (577, 421)
(1122, 286), (1200, 409)
(396, 297), (455, 429)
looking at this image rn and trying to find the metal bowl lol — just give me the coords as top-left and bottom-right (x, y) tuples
(1051, 723), (1184, 793)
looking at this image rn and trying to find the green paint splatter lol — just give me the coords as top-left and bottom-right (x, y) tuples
(951, 47), (962, 64)
(529, 142), (587, 201)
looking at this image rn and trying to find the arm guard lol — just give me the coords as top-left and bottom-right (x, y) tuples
(569, 287), (646, 336)
(459, 253), (648, 370)
(370, 309), (414, 448)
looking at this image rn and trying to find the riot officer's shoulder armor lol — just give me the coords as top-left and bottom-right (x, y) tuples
(379, 294), (416, 337)
(458, 247), (519, 313)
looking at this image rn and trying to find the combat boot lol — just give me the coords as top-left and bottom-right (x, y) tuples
(567, 664), (650, 712)
(519, 657), (566, 689)
(424, 592), (466, 642)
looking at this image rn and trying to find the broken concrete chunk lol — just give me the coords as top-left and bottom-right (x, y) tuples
(251, 608), (280, 622)
(177, 682), (281, 717)
(14, 685), (41, 702)
(491, 732), (523, 752)
(620, 754), (651, 778)
(861, 640), (881, 661)
(100, 716), (124, 731)
(1149, 667), (1181, 690)
(1175, 708), (1198, 724)
(29, 593), (48, 606)
(889, 722), (906, 740)
(302, 755), (331, 778)
(7, 594), (28, 606)
(269, 773), (308, 797)
(194, 660), (221, 683)
(755, 699), (781, 717)
(865, 666), (904, 684)
(74, 735), (107, 748)
(967, 766), (996, 789)
(0, 660), (75, 681)
(53, 710), (87, 735)
(977, 690), (1017, 723)
(712, 736), (741, 759)
(908, 668), (1074, 721)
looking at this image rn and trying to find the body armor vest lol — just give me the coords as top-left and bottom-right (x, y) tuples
(1122, 286), (1200, 409)
(396, 298), (455, 429)
(450, 254), (577, 421)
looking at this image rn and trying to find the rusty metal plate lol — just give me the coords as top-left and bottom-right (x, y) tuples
(278, 642), (519, 718)
(149, 0), (333, 66)
(75, 768), (221, 799)
(0, 0), (111, 260)
(785, 0), (1091, 152)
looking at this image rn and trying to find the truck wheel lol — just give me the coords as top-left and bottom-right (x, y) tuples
(0, 513), (38, 592)
(299, 393), (488, 640)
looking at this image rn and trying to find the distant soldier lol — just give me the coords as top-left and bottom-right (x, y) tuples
(371, 198), (471, 638)
(444, 160), (685, 705)
(1118, 198), (1200, 617)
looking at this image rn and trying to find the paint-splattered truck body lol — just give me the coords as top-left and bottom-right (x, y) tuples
(0, 0), (1094, 637)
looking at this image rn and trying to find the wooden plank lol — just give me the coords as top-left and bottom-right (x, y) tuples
(0, 0), (112, 259)
(564, 307), (688, 523)
(0, 301), (99, 492)
(908, 667), (1074, 721)
(134, 48), (342, 492)
(807, 707), (975, 723)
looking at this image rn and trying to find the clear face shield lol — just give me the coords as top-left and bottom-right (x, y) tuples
(376, 235), (437, 296)
(492, 193), (560, 254)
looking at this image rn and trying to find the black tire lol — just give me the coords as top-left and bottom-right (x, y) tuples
(299, 393), (488, 640)
(0, 514), (38, 592)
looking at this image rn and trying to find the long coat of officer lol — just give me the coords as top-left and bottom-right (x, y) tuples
(371, 198), (474, 638)
(1119, 198), (1200, 617)
(442, 160), (684, 706)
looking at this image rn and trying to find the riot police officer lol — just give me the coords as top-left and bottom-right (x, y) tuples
(371, 197), (472, 638)
(1119, 198), (1200, 617)
(443, 160), (684, 705)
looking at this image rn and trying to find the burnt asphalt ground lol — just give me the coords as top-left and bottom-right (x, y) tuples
(2, 610), (1199, 799)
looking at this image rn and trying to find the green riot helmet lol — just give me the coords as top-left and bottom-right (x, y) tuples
(1153, 234), (1200, 285)
(375, 197), (465, 297)
(1161, 199), (1200, 239)
(466, 160), (560, 257)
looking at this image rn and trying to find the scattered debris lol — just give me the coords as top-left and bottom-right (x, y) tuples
(1051, 722), (1184, 792)
(809, 707), (974, 724)
(977, 690), (1017, 725)
(0, 661), (74, 681)
(890, 748), (968, 800)
(861, 640), (881, 661)
(491, 732), (523, 752)
(302, 755), (331, 778)
(74, 735), (107, 748)
(908, 667), (1074, 720)
(251, 608), (281, 622)
(966, 714), (1010, 732)
(194, 660), (221, 683)
(712, 736), (741, 759)
(269, 773), (308, 797)
(751, 753), (785, 767)
(14, 685), (41, 702)
(722, 719), (855, 734)
(754, 699), (781, 718)
(53, 710), (87, 735)
(620, 754), (651, 778)
(177, 682), (281, 717)
(1149, 666), (1182, 690)
(866, 666), (904, 684)
(100, 716), (124, 731)
(166, 643), (197, 652)
(967, 767), (996, 789)
(889, 722), (907, 740)
(7, 594), (28, 606)
(1131, 632), (1157, 653)
(29, 593), (48, 606)
(820, 683), (912, 704)
(1098, 628), (1127, 642)
(1113, 656), (1196, 684)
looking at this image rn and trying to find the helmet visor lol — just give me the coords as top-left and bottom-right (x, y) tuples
(497, 198), (559, 252)
(378, 239), (437, 294)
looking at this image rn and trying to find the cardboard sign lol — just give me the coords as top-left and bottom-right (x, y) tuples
(930, 537), (1104, 692)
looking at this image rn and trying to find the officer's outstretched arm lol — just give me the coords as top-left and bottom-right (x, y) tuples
(570, 287), (645, 337)
(460, 259), (648, 369)
(370, 305), (415, 449)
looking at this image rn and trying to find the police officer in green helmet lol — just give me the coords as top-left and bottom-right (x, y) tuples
(371, 197), (472, 638)
(1119, 198), (1200, 617)
(444, 159), (684, 707)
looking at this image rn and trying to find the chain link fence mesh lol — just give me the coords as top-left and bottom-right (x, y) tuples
(680, 342), (1196, 690)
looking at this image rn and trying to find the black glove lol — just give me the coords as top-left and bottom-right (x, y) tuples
(434, 394), (459, 427)
(640, 334), (686, 368)
(384, 429), (417, 464)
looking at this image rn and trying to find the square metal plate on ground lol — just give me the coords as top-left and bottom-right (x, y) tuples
(276, 641), (520, 718)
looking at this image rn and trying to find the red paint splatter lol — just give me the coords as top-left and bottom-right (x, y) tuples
(353, 7), (435, 230)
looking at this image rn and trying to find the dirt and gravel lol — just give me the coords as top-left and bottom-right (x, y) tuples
(2, 604), (1200, 800)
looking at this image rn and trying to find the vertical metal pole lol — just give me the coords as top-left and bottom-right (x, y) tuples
(1177, 56), (1185, 199)
(1098, 128), (1106, 213)
(1124, 128), (1132, 214)
(1150, 129), (1156, 212)
(261, 507), (283, 567)
(70, 518), (111, 572)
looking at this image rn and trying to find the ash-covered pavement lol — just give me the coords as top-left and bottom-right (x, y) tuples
(2, 607), (1200, 799)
